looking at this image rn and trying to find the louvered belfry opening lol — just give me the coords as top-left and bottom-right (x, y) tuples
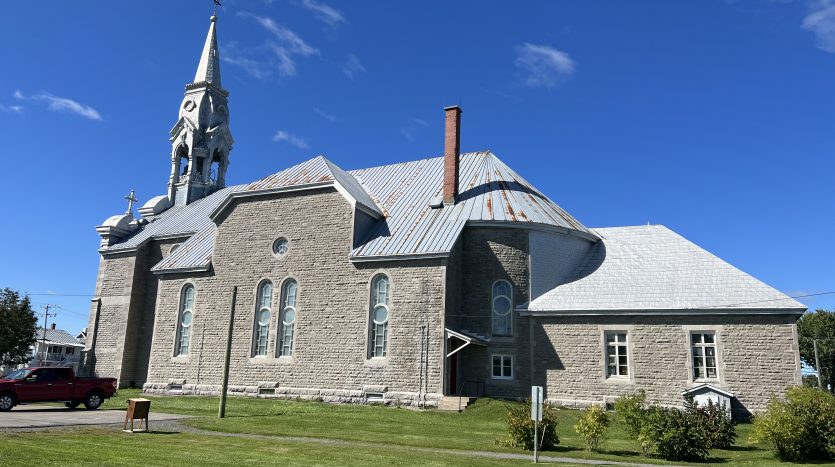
(443, 105), (462, 205)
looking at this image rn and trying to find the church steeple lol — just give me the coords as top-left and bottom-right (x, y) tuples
(168, 15), (234, 206)
(194, 15), (221, 87)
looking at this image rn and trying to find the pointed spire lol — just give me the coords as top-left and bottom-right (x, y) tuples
(194, 15), (221, 87)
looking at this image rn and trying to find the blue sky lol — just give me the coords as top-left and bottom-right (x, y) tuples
(0, 0), (833, 333)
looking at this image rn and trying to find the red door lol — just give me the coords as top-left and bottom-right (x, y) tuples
(449, 352), (458, 395)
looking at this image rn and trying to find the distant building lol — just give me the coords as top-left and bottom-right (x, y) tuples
(83, 15), (805, 418)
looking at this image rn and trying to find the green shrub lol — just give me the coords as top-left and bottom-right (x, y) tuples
(639, 403), (712, 462)
(574, 405), (609, 452)
(501, 400), (559, 451)
(613, 390), (647, 440)
(700, 399), (736, 449)
(750, 386), (835, 462)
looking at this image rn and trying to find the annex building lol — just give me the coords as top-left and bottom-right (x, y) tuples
(83, 16), (805, 417)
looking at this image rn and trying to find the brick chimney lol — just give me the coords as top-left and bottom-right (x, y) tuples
(443, 105), (462, 205)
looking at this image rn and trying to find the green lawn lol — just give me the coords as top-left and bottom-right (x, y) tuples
(3, 389), (833, 466)
(0, 428), (555, 467)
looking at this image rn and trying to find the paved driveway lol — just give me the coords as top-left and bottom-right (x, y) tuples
(0, 405), (191, 430)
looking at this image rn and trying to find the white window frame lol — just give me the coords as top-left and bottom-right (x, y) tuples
(369, 274), (390, 359)
(252, 280), (273, 357)
(278, 279), (297, 357)
(175, 284), (195, 357)
(691, 331), (720, 381)
(491, 354), (513, 380)
(491, 280), (513, 337)
(605, 331), (630, 379)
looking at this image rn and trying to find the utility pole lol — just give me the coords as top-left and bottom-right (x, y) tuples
(219, 286), (237, 418)
(39, 305), (56, 365)
(814, 339), (823, 390)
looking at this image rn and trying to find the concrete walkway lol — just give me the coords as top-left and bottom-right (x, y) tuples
(0, 405), (191, 430)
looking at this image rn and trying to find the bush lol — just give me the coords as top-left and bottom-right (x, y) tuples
(639, 402), (712, 462)
(750, 386), (835, 462)
(574, 405), (609, 452)
(501, 400), (559, 451)
(613, 391), (647, 440)
(700, 399), (736, 449)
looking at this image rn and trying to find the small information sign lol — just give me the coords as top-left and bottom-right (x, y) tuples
(531, 386), (543, 421)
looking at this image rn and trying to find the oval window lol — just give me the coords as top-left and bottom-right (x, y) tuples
(272, 238), (289, 257)
(181, 310), (193, 326)
(373, 305), (388, 324)
(258, 309), (270, 326)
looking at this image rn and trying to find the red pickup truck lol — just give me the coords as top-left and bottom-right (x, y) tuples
(0, 367), (117, 411)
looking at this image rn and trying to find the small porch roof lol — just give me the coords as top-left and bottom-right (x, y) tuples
(445, 328), (489, 358)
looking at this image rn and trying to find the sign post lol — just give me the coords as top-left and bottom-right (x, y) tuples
(531, 386), (543, 463)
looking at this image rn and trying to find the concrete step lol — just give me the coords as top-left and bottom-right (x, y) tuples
(437, 396), (475, 412)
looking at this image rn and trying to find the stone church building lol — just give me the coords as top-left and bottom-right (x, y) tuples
(84, 16), (805, 416)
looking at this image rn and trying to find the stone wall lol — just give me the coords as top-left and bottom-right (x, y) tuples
(145, 188), (446, 405)
(531, 314), (801, 418)
(85, 238), (183, 387)
(453, 227), (530, 398)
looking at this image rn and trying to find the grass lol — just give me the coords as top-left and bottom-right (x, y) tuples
(3, 389), (833, 466)
(0, 428), (553, 466)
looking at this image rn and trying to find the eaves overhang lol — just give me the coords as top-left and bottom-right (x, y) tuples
(99, 232), (195, 256)
(152, 264), (212, 276)
(349, 252), (450, 263)
(519, 307), (807, 317)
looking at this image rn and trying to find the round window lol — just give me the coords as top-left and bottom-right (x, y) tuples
(181, 310), (193, 326)
(493, 296), (512, 315)
(373, 305), (388, 324)
(258, 308), (270, 326)
(272, 237), (289, 257)
(283, 308), (296, 325)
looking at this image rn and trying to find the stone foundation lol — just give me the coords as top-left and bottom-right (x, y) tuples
(142, 382), (442, 408)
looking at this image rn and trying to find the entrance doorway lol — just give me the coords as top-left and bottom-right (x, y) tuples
(448, 351), (458, 395)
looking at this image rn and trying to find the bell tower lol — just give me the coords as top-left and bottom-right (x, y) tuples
(168, 15), (234, 206)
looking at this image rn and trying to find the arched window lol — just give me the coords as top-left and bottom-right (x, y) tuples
(369, 275), (390, 358)
(176, 285), (195, 356)
(278, 279), (297, 357)
(492, 280), (513, 336)
(253, 281), (273, 357)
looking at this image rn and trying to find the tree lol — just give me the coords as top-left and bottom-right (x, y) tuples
(797, 309), (835, 393)
(0, 288), (37, 368)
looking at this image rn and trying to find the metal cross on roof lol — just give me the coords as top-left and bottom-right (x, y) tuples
(125, 189), (138, 215)
(213, 0), (222, 15)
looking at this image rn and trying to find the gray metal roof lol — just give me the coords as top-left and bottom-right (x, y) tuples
(349, 151), (594, 258)
(122, 151), (593, 272)
(528, 225), (806, 314)
(103, 185), (245, 253)
(245, 155), (382, 217)
(35, 328), (84, 347)
(150, 225), (217, 273)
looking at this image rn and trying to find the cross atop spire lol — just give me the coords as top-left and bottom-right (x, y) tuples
(193, 14), (222, 88)
(124, 189), (138, 215)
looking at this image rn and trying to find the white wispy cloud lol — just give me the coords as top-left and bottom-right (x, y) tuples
(514, 43), (575, 88)
(343, 54), (366, 79)
(398, 117), (427, 142)
(239, 12), (319, 56)
(273, 129), (309, 148)
(221, 54), (273, 80)
(233, 12), (320, 79)
(297, 0), (345, 28)
(15, 90), (102, 120)
(804, 0), (835, 52)
(313, 107), (337, 122)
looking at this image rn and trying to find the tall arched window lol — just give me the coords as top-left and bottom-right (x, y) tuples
(278, 279), (297, 357)
(369, 275), (390, 358)
(253, 281), (273, 357)
(176, 285), (195, 356)
(492, 280), (513, 336)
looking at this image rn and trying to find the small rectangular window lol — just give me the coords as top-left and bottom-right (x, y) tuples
(65, 347), (75, 355)
(258, 388), (275, 396)
(692, 332), (718, 380)
(605, 332), (629, 378)
(491, 354), (513, 379)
